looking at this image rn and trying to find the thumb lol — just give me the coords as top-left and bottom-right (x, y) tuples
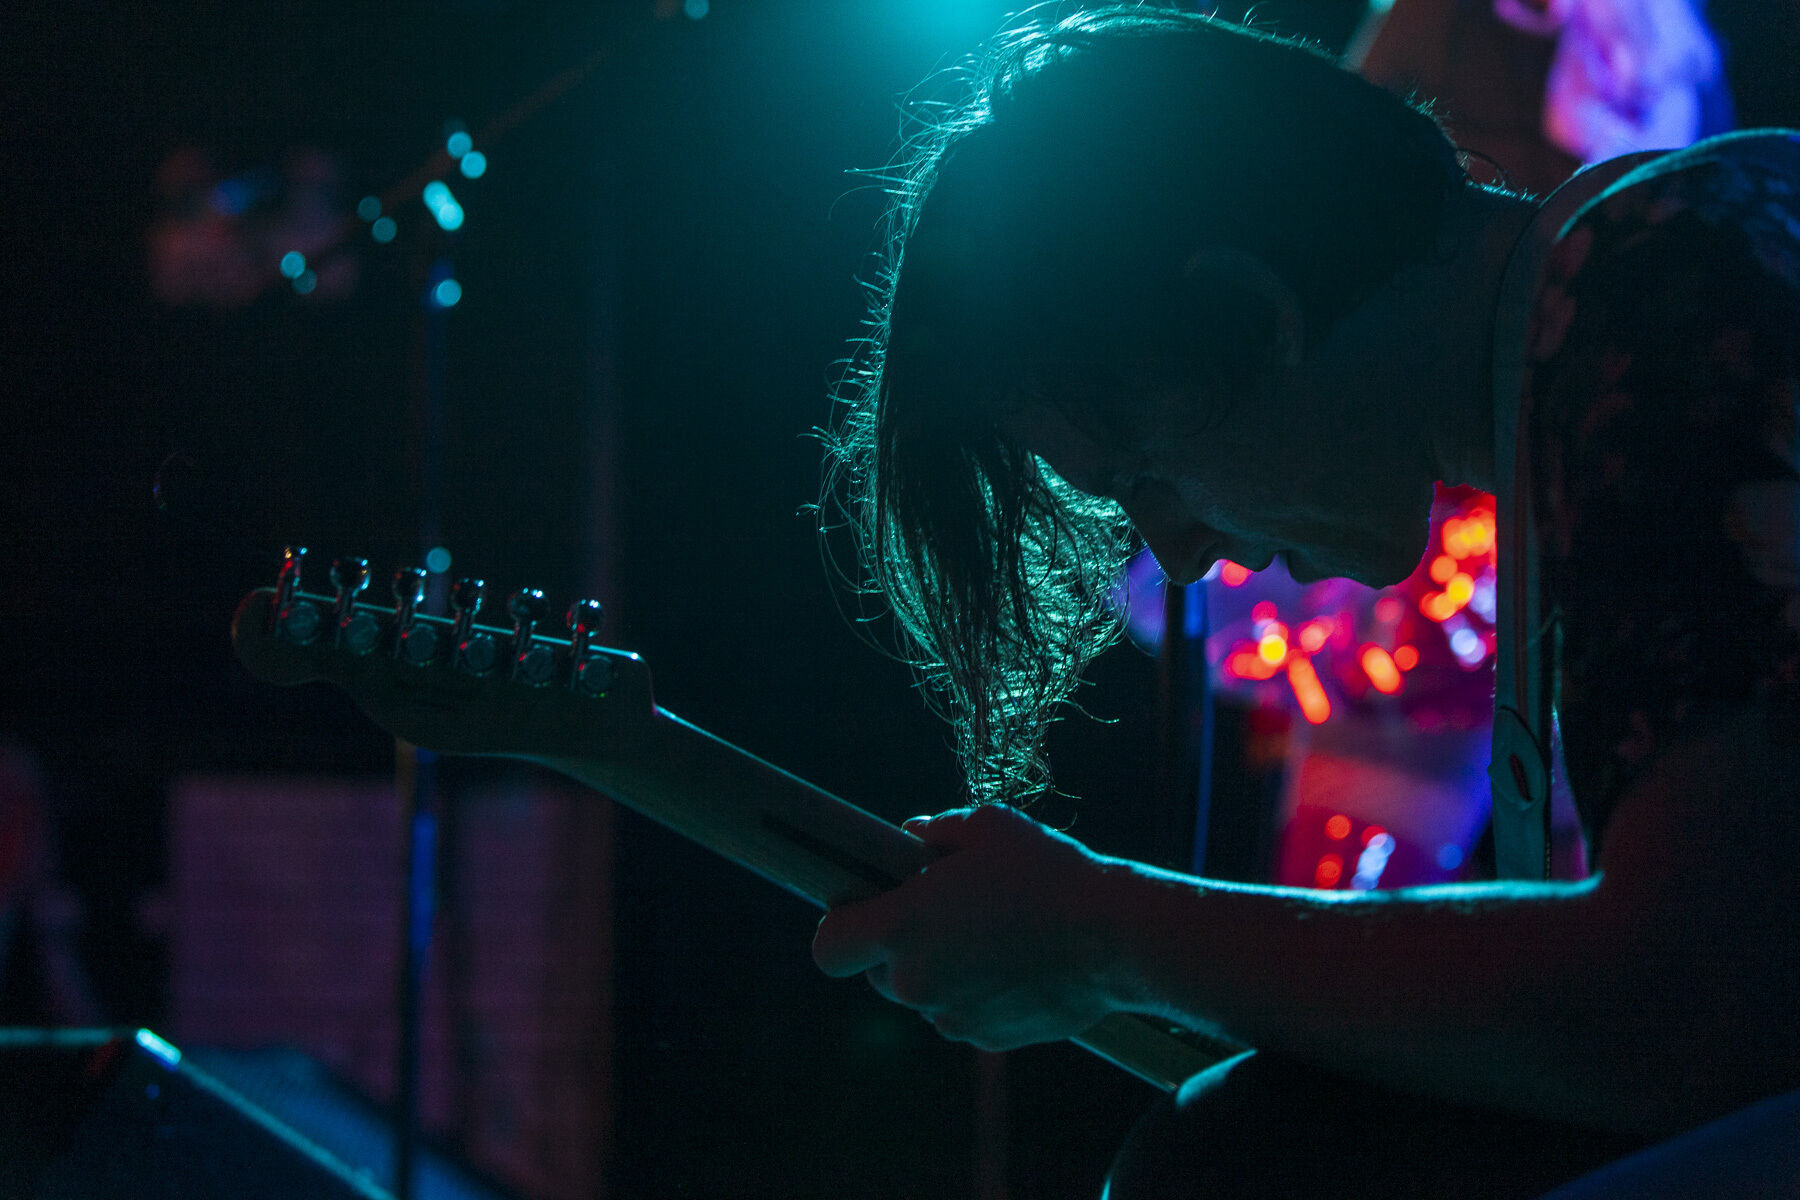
(908, 806), (1002, 851)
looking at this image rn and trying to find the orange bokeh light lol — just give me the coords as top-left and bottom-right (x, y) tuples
(1287, 656), (1332, 725)
(1393, 644), (1420, 671)
(1221, 561), (1251, 587)
(1360, 645), (1403, 694)
(1325, 814), (1351, 840)
(1420, 572), (1476, 623)
(1226, 648), (1281, 681)
(1442, 509), (1497, 559)
(1298, 619), (1330, 654)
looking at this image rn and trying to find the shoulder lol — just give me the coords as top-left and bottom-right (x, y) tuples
(1525, 132), (1800, 853)
(1584, 130), (1800, 220)
(1545, 130), (1800, 300)
(1527, 132), (1800, 513)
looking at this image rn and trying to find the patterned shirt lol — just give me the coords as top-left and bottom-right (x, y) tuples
(1527, 130), (1800, 856)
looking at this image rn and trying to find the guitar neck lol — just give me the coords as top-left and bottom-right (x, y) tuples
(542, 708), (923, 908)
(229, 572), (1237, 1091)
(530, 709), (1238, 1091)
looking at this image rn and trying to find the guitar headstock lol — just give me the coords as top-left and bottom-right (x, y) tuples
(231, 546), (654, 758)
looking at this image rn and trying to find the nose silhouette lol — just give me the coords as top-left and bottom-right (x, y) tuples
(1119, 486), (1216, 586)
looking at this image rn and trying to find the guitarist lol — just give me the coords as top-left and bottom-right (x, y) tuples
(813, 8), (1800, 1195)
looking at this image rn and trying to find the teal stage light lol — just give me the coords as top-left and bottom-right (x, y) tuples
(423, 181), (465, 231)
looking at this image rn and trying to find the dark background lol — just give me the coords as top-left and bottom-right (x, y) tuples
(9, 1), (1796, 1196)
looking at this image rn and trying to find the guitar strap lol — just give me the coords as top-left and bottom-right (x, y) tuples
(1487, 151), (1661, 881)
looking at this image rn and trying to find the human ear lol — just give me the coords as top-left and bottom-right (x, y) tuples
(1182, 246), (1305, 370)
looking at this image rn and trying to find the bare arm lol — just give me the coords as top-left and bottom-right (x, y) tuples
(815, 706), (1800, 1138)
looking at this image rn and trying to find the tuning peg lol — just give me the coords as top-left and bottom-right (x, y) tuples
(451, 577), (484, 634)
(272, 545), (323, 644)
(392, 567), (435, 663)
(567, 598), (602, 643)
(276, 545), (307, 608)
(331, 556), (370, 595)
(508, 589), (555, 684)
(451, 578), (498, 674)
(566, 598), (612, 695)
(394, 566), (427, 617)
(508, 587), (548, 632)
(330, 557), (378, 653)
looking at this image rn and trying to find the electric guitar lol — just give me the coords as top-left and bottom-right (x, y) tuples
(230, 547), (1239, 1091)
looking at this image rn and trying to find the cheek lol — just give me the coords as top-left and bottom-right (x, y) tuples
(1165, 463), (1282, 538)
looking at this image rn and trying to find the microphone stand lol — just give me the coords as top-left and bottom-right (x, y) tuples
(1157, 579), (1214, 875)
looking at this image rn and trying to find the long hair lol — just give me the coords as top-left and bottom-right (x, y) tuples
(823, 6), (1467, 805)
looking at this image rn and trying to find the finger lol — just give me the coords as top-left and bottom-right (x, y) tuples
(906, 806), (983, 849)
(812, 889), (908, 978)
(912, 803), (1024, 850)
(926, 1007), (975, 1044)
(864, 962), (899, 1004)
